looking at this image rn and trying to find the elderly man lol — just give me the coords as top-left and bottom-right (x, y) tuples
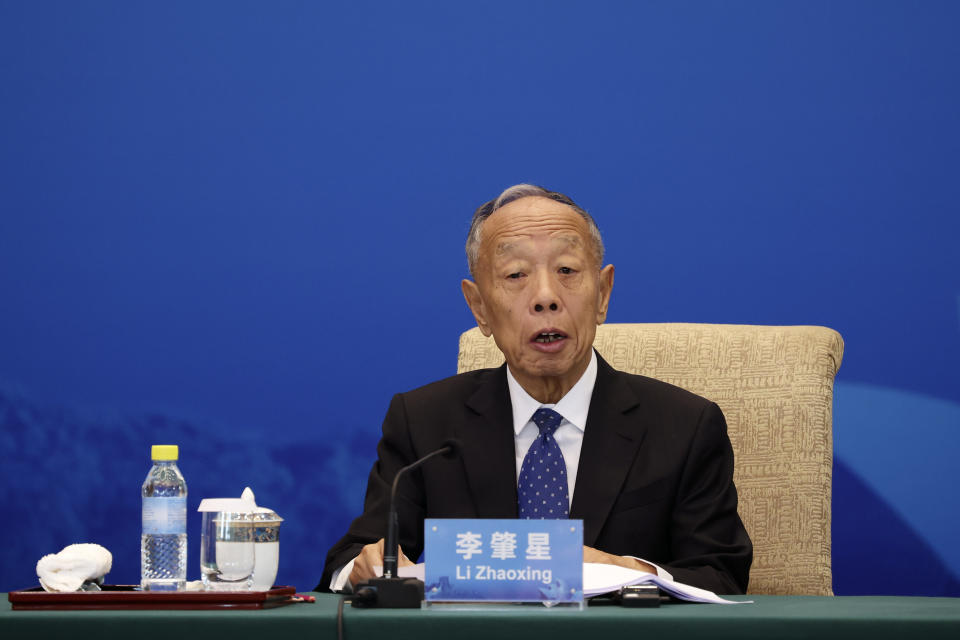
(320, 184), (752, 594)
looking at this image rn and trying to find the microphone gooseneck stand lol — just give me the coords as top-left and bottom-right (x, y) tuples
(352, 440), (460, 608)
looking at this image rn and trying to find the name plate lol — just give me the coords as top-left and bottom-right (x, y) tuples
(424, 518), (583, 603)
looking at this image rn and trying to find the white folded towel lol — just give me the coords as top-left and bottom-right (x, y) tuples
(36, 543), (113, 592)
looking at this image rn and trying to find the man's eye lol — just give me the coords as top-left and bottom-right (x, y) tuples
(507, 272), (524, 280)
(558, 267), (575, 275)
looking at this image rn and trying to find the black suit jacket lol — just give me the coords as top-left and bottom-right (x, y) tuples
(319, 354), (752, 594)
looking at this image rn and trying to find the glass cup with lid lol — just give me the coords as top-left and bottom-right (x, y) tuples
(249, 505), (284, 591)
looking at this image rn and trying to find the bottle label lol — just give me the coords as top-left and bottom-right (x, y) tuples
(142, 497), (187, 534)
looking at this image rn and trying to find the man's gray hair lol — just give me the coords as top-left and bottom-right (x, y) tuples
(465, 184), (605, 278)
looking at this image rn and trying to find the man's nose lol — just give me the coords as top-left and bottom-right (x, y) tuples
(531, 272), (560, 313)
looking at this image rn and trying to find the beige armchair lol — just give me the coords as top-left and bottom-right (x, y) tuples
(458, 323), (844, 595)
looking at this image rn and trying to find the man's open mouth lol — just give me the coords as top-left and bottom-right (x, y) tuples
(533, 332), (566, 344)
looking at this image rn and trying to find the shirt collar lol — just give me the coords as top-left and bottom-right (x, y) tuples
(506, 350), (598, 435)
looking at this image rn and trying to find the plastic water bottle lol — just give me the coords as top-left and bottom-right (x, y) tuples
(141, 444), (188, 591)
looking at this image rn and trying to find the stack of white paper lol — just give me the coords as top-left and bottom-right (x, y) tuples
(396, 563), (751, 604)
(583, 562), (751, 604)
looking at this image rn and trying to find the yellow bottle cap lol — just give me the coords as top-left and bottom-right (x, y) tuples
(151, 444), (179, 461)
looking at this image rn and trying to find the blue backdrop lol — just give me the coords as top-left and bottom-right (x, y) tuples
(1, 1), (958, 596)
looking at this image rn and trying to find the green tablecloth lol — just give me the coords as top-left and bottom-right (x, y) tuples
(4, 593), (960, 640)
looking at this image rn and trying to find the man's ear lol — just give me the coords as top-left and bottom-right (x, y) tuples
(461, 279), (492, 337)
(596, 264), (615, 324)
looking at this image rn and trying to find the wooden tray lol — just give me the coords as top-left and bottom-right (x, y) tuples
(8, 585), (299, 610)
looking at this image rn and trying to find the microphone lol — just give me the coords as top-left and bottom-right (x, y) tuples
(354, 439), (462, 608)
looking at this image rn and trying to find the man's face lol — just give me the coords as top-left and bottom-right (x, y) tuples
(462, 196), (614, 401)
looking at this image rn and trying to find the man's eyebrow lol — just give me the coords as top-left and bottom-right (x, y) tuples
(553, 234), (582, 248)
(493, 234), (582, 257)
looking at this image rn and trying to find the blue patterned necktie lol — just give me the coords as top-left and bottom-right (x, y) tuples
(518, 408), (570, 519)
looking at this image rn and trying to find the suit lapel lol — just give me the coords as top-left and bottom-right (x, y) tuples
(571, 354), (647, 547)
(458, 365), (519, 518)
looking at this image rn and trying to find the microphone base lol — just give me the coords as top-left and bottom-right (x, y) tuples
(351, 577), (424, 608)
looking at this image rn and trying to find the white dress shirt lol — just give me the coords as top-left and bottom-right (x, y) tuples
(330, 350), (669, 591)
(506, 348), (597, 504)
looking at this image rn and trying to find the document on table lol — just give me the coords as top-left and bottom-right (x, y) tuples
(391, 563), (751, 604)
(582, 563), (752, 604)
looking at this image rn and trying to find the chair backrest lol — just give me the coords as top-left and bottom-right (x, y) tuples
(458, 322), (844, 595)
